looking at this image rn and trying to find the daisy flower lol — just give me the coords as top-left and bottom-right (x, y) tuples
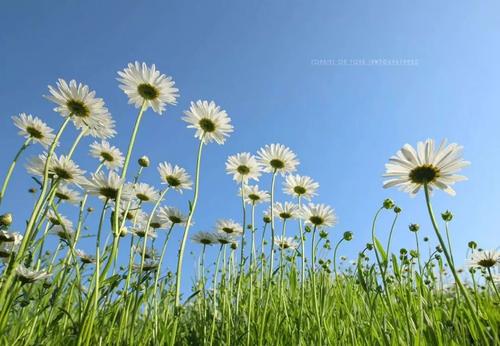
(467, 250), (500, 269)
(383, 139), (469, 196)
(131, 225), (158, 239)
(55, 184), (81, 204)
(132, 261), (159, 272)
(50, 224), (75, 243)
(0, 232), (22, 258)
(0, 231), (22, 243)
(300, 203), (337, 228)
(283, 174), (319, 200)
(226, 152), (261, 183)
(182, 100), (233, 144)
(191, 231), (216, 245)
(16, 265), (51, 284)
(47, 210), (74, 230)
(83, 171), (130, 201)
(157, 162), (192, 192)
(12, 113), (55, 147)
(84, 112), (116, 139)
(263, 209), (272, 224)
(46, 79), (112, 134)
(118, 200), (143, 221)
(139, 212), (169, 230)
(50, 154), (86, 184)
(273, 202), (300, 220)
(117, 61), (178, 114)
(132, 244), (157, 259)
(216, 219), (243, 236)
(130, 182), (160, 203)
(240, 185), (270, 205)
(89, 140), (124, 170)
(274, 236), (299, 250)
(214, 232), (238, 246)
(157, 206), (188, 225)
(75, 249), (96, 264)
(257, 144), (299, 176)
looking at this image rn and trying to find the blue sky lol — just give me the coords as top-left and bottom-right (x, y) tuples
(1, 1), (499, 291)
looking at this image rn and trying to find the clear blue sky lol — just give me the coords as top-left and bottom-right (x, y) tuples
(1, 1), (499, 290)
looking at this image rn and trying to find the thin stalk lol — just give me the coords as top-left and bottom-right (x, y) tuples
(0, 137), (31, 206)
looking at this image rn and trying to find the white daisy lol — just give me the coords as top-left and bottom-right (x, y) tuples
(216, 219), (243, 236)
(12, 113), (55, 148)
(274, 236), (299, 250)
(83, 171), (130, 201)
(467, 250), (500, 269)
(300, 203), (337, 228)
(50, 224), (75, 243)
(257, 143), (299, 176)
(89, 141), (124, 170)
(47, 210), (74, 231)
(182, 100), (233, 144)
(54, 184), (81, 204)
(0, 232), (22, 258)
(139, 212), (170, 230)
(273, 202), (300, 220)
(118, 200), (143, 221)
(191, 231), (216, 245)
(75, 249), (96, 264)
(157, 162), (192, 192)
(0, 231), (23, 243)
(132, 244), (158, 259)
(383, 139), (470, 196)
(263, 209), (272, 224)
(131, 224), (158, 239)
(46, 79), (113, 134)
(130, 182), (160, 203)
(283, 174), (319, 200)
(132, 261), (159, 272)
(117, 61), (178, 114)
(240, 185), (270, 205)
(16, 265), (51, 284)
(226, 152), (261, 183)
(157, 206), (188, 225)
(214, 232), (238, 246)
(50, 155), (86, 184)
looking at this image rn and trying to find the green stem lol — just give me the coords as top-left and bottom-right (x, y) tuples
(0, 137), (31, 206)
(423, 183), (488, 343)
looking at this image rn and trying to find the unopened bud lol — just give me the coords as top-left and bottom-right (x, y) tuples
(383, 199), (394, 210)
(0, 213), (13, 227)
(138, 156), (150, 168)
(343, 231), (353, 241)
(409, 224), (420, 232)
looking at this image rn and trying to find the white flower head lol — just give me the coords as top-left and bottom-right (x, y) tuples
(216, 219), (243, 236)
(274, 236), (299, 250)
(83, 171), (130, 201)
(132, 244), (158, 259)
(139, 212), (170, 230)
(55, 184), (81, 205)
(89, 141), (124, 170)
(384, 139), (470, 196)
(47, 210), (74, 230)
(257, 144), (299, 176)
(46, 79), (114, 137)
(214, 232), (238, 246)
(157, 162), (192, 192)
(130, 182), (160, 204)
(300, 203), (337, 228)
(50, 154), (86, 184)
(226, 153), (261, 183)
(75, 249), (96, 264)
(50, 224), (75, 243)
(191, 231), (216, 245)
(183, 100), (233, 144)
(12, 113), (55, 148)
(26, 153), (51, 178)
(131, 224), (158, 239)
(157, 206), (188, 226)
(467, 250), (500, 269)
(0, 232), (23, 258)
(117, 61), (179, 114)
(240, 185), (270, 205)
(283, 174), (319, 200)
(16, 265), (51, 284)
(273, 202), (300, 220)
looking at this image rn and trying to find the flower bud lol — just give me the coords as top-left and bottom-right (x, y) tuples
(441, 210), (453, 222)
(343, 231), (353, 241)
(138, 156), (150, 168)
(408, 224), (420, 232)
(366, 243), (373, 251)
(423, 237), (429, 242)
(28, 188), (37, 194)
(383, 198), (394, 210)
(394, 206), (402, 214)
(319, 230), (328, 239)
(0, 213), (13, 227)
(468, 241), (477, 250)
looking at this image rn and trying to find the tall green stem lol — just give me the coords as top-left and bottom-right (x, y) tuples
(0, 137), (31, 206)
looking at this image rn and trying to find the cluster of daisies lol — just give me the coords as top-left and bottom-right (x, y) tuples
(0, 59), (498, 287)
(190, 144), (337, 253)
